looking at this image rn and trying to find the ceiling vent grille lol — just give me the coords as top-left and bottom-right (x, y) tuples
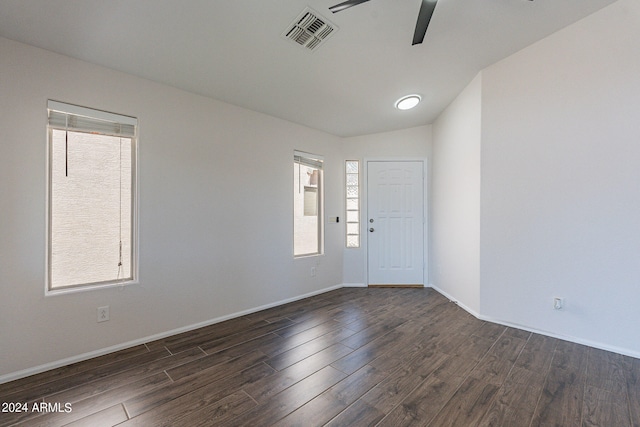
(283, 8), (337, 51)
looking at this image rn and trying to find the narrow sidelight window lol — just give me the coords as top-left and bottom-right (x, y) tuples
(47, 101), (137, 292)
(294, 151), (323, 257)
(345, 160), (360, 248)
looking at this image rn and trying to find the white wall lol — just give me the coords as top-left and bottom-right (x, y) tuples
(480, 0), (640, 355)
(0, 37), (344, 380)
(431, 74), (482, 314)
(341, 126), (432, 286)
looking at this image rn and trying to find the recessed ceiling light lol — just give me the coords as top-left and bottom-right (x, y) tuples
(395, 95), (421, 110)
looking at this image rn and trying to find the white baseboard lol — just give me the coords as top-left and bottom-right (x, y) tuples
(475, 314), (640, 360)
(342, 282), (367, 288)
(428, 284), (481, 318)
(0, 284), (344, 385)
(427, 285), (640, 360)
(5, 283), (638, 384)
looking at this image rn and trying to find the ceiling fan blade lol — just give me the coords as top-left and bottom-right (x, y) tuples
(412, 0), (437, 45)
(329, 0), (371, 13)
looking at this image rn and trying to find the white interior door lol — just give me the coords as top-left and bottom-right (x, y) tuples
(367, 161), (424, 286)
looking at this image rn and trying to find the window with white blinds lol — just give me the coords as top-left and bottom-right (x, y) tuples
(294, 151), (323, 257)
(46, 101), (138, 292)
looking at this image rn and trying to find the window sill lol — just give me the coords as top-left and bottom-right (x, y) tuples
(45, 279), (138, 297)
(294, 253), (324, 259)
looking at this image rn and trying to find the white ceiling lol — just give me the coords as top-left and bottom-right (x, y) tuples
(0, 0), (618, 137)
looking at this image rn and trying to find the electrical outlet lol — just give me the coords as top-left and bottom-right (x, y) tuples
(311, 267), (317, 277)
(553, 297), (564, 310)
(97, 306), (110, 322)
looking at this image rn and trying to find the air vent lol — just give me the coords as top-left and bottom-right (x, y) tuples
(283, 8), (337, 51)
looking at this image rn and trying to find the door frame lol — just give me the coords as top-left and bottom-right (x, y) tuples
(363, 157), (429, 287)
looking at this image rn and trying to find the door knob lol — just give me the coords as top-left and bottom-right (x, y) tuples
(369, 228), (375, 232)
(369, 219), (374, 223)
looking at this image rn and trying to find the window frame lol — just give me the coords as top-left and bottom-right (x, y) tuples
(45, 100), (139, 295)
(345, 160), (360, 248)
(293, 150), (324, 258)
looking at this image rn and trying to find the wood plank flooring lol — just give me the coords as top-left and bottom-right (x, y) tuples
(1, 287), (638, 426)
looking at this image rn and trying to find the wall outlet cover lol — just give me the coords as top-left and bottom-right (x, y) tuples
(97, 306), (110, 322)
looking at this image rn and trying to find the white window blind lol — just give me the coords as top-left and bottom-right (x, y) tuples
(47, 100), (137, 138)
(47, 101), (138, 292)
(294, 151), (323, 169)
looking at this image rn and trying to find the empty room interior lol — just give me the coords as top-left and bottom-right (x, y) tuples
(1, 0), (639, 425)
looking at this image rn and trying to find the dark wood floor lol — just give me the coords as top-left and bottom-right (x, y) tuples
(1, 287), (638, 426)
